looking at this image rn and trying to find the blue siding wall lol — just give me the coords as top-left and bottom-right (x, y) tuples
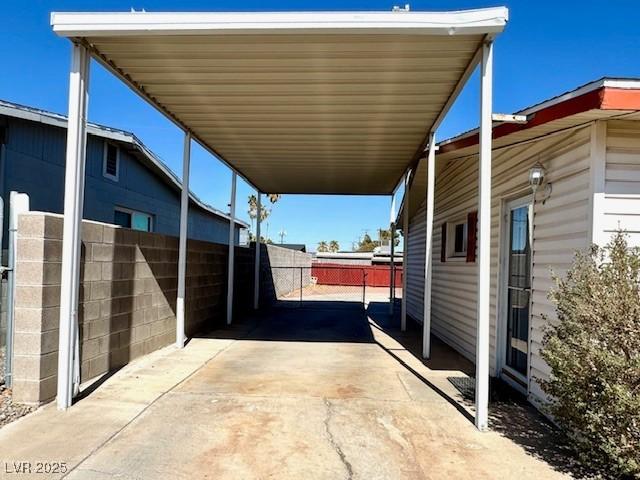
(1, 117), (239, 246)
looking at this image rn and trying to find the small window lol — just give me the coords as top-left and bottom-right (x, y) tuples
(114, 207), (153, 232)
(114, 210), (131, 228)
(103, 143), (120, 181)
(447, 220), (467, 258)
(238, 227), (250, 247)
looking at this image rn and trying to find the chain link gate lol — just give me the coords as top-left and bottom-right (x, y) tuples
(265, 265), (368, 308)
(263, 264), (402, 308)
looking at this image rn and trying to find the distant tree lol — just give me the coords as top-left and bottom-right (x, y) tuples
(379, 228), (401, 247)
(248, 232), (273, 244)
(248, 193), (282, 242)
(317, 241), (329, 253)
(328, 240), (340, 253)
(356, 234), (377, 252)
(355, 229), (400, 252)
(266, 194), (282, 204)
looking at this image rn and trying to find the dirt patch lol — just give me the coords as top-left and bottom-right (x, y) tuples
(0, 347), (36, 429)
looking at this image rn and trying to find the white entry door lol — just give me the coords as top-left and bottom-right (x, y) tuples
(500, 197), (533, 390)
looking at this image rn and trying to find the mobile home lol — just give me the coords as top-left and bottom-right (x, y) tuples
(400, 78), (640, 406)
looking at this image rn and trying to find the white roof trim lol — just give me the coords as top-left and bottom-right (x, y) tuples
(51, 9), (508, 37)
(0, 99), (248, 228)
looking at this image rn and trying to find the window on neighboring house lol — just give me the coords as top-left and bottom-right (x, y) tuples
(103, 143), (120, 181)
(114, 207), (153, 232)
(238, 227), (250, 246)
(448, 220), (468, 258)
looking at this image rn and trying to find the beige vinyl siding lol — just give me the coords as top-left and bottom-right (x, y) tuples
(405, 126), (592, 405)
(406, 201), (426, 322)
(603, 120), (640, 247)
(528, 131), (592, 403)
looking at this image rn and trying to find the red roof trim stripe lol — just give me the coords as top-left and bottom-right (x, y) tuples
(439, 86), (640, 155)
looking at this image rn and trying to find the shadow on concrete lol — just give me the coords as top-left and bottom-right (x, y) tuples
(367, 301), (591, 477)
(203, 298), (588, 478)
(203, 301), (374, 344)
(366, 301), (475, 374)
(489, 388), (596, 478)
(366, 302), (590, 478)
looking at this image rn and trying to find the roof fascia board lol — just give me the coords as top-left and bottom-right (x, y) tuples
(518, 78), (640, 116)
(0, 103), (130, 143)
(439, 87), (606, 155)
(439, 78), (640, 152)
(601, 87), (640, 110)
(51, 9), (508, 37)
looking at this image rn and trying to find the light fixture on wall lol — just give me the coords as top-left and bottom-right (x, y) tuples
(529, 163), (551, 203)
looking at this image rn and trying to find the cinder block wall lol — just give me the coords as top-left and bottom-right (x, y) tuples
(260, 244), (313, 303)
(12, 212), (253, 404)
(0, 279), (7, 350)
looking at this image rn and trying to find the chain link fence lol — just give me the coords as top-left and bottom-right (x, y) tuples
(264, 265), (401, 308)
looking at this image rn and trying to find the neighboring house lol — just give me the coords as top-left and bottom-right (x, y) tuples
(0, 99), (249, 349)
(0, 99), (249, 248)
(399, 78), (640, 408)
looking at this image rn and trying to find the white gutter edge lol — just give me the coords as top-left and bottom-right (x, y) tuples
(51, 9), (508, 37)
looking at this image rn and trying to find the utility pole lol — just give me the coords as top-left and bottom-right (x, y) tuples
(278, 228), (287, 244)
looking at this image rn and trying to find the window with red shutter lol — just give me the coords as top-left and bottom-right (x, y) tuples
(440, 222), (447, 262)
(466, 210), (478, 262)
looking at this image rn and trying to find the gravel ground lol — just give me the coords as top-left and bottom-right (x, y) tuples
(0, 347), (36, 429)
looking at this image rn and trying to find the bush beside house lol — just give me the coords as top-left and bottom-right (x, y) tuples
(541, 232), (640, 478)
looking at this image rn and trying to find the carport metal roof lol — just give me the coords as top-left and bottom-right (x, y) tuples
(51, 9), (508, 194)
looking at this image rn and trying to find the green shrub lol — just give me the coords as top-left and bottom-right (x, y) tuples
(541, 232), (640, 478)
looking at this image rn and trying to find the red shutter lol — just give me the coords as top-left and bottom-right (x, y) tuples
(466, 210), (478, 262)
(440, 222), (447, 263)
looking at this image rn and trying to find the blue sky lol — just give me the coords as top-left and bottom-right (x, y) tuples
(2, 1), (639, 251)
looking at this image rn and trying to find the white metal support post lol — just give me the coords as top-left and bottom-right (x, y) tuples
(57, 43), (90, 410)
(475, 39), (494, 431)
(176, 132), (191, 348)
(253, 192), (262, 310)
(422, 132), (436, 359)
(400, 172), (410, 331)
(389, 221), (395, 314)
(389, 196), (396, 314)
(226, 172), (237, 325)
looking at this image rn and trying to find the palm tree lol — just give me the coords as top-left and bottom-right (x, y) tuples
(248, 194), (278, 241)
(267, 193), (281, 204)
(317, 241), (329, 253)
(328, 240), (340, 253)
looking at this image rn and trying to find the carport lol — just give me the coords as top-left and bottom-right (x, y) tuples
(50, 8), (508, 430)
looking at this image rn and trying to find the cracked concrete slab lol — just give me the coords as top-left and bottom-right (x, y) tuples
(0, 305), (571, 479)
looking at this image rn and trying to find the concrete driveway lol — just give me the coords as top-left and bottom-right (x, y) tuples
(0, 303), (573, 479)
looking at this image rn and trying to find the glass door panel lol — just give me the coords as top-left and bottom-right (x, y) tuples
(505, 204), (531, 376)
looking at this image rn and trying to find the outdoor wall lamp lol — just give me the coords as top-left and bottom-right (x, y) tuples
(529, 163), (551, 204)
